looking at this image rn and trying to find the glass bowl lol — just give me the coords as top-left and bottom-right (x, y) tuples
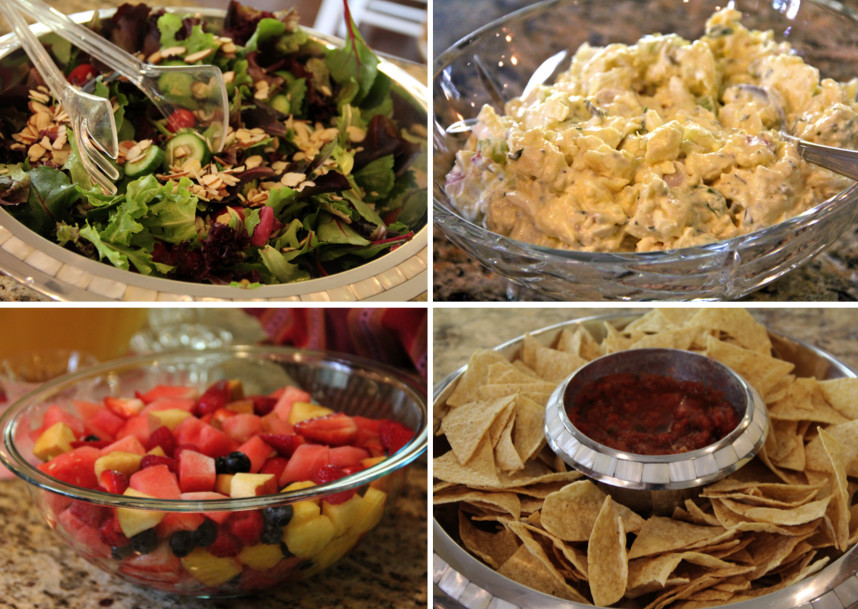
(0, 347), (427, 598)
(0, 7), (428, 302)
(433, 0), (858, 301)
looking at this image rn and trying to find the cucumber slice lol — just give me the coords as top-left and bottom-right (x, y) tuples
(164, 131), (212, 169)
(270, 94), (290, 115)
(125, 145), (165, 179)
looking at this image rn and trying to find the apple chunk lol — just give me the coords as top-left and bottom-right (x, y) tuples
(117, 488), (165, 537)
(229, 473), (277, 498)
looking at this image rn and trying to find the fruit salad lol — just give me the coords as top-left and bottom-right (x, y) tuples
(0, 1), (426, 287)
(29, 378), (414, 594)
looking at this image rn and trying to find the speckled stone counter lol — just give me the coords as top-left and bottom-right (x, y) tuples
(0, 459), (426, 608)
(432, 0), (858, 301)
(433, 308), (858, 384)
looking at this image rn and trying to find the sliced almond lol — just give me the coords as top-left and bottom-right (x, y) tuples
(280, 172), (306, 187)
(184, 48), (215, 64)
(28, 143), (46, 162)
(244, 155), (264, 170)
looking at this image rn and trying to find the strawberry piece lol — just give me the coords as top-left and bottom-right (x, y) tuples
(294, 413), (357, 446)
(227, 510), (263, 546)
(136, 384), (200, 404)
(379, 420), (414, 455)
(259, 433), (305, 457)
(195, 380), (231, 416)
(99, 514), (130, 547)
(207, 528), (242, 558)
(99, 469), (130, 495)
(105, 397), (145, 419)
(67, 500), (108, 528)
(145, 425), (177, 457)
(312, 464), (355, 504)
(139, 454), (178, 473)
(248, 395), (277, 416)
(259, 456), (288, 480)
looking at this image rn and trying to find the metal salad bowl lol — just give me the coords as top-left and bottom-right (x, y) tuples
(0, 7), (428, 302)
(433, 314), (858, 609)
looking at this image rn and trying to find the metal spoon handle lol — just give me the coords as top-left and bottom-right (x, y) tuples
(783, 134), (858, 181)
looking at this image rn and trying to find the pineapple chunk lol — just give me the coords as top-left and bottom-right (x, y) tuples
(322, 494), (365, 536)
(117, 488), (165, 537)
(226, 399), (254, 414)
(33, 422), (76, 461)
(312, 529), (361, 572)
(280, 481), (320, 524)
(148, 408), (191, 430)
(356, 487), (387, 534)
(181, 548), (242, 587)
(94, 451), (143, 479)
(147, 446), (166, 457)
(214, 474), (234, 495)
(288, 402), (334, 424)
(237, 543), (283, 570)
(282, 514), (335, 558)
(230, 473), (276, 498)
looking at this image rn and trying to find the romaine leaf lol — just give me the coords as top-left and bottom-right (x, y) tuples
(140, 177), (200, 244)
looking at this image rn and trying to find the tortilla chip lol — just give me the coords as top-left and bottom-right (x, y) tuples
(805, 419), (858, 477)
(818, 377), (858, 419)
(627, 552), (733, 597)
(433, 440), (499, 487)
(497, 544), (587, 602)
(764, 419), (806, 471)
(688, 309), (772, 354)
(768, 378), (848, 425)
(629, 518), (725, 559)
(495, 417), (525, 472)
(521, 334), (587, 382)
(542, 480), (644, 542)
(512, 396), (546, 463)
(556, 324), (603, 361)
(458, 512), (520, 569)
(441, 395), (515, 464)
(446, 350), (509, 407)
(487, 360), (543, 385)
(818, 428), (850, 551)
(703, 335), (795, 402)
(434, 488), (522, 520)
(588, 496), (629, 607)
(716, 497), (830, 526)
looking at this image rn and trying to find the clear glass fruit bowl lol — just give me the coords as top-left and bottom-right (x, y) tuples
(433, 0), (858, 301)
(0, 346), (427, 598)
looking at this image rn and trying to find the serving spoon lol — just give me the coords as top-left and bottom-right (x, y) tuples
(10, 0), (230, 153)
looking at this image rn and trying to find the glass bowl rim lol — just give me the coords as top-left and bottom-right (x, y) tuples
(0, 345), (428, 511)
(432, 0), (858, 264)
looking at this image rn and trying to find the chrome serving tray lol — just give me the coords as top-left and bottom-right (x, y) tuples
(0, 8), (428, 301)
(433, 314), (858, 609)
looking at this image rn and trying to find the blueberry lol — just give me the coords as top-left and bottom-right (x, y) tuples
(260, 522), (282, 545)
(169, 530), (196, 557)
(111, 545), (133, 560)
(130, 529), (159, 554)
(215, 451), (251, 474)
(193, 519), (217, 547)
(262, 505), (293, 528)
(83, 434), (101, 442)
(279, 541), (294, 557)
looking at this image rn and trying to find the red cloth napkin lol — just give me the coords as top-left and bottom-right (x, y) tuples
(245, 308), (427, 379)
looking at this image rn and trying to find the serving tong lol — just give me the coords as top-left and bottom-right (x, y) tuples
(1, 0), (230, 194)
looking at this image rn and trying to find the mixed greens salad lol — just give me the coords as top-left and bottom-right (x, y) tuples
(0, 1), (426, 286)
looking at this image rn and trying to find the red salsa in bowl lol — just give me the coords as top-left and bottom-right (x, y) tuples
(567, 372), (741, 455)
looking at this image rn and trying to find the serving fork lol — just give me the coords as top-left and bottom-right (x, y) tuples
(0, 3), (120, 194)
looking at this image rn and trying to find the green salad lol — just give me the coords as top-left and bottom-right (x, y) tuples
(0, 1), (426, 286)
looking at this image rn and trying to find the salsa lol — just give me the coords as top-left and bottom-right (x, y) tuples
(567, 372), (740, 455)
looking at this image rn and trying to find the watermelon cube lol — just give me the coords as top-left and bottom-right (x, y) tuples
(100, 434), (146, 456)
(43, 405), (85, 439)
(279, 444), (330, 485)
(222, 413), (263, 444)
(271, 386), (312, 422)
(136, 384), (200, 404)
(329, 446), (370, 468)
(236, 435), (273, 473)
(179, 450), (216, 493)
(38, 446), (100, 489)
(129, 464), (181, 499)
(115, 415), (153, 445)
(179, 492), (231, 523)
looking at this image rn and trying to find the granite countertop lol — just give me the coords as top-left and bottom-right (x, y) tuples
(433, 308), (858, 384)
(0, 459), (427, 608)
(432, 0), (858, 301)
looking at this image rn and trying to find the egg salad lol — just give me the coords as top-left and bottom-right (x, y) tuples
(445, 8), (858, 252)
